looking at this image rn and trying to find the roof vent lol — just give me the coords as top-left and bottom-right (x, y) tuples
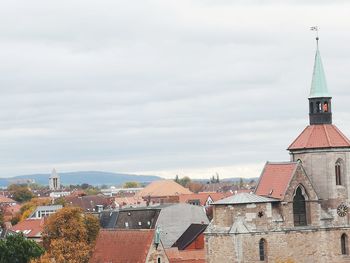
(268, 189), (273, 195)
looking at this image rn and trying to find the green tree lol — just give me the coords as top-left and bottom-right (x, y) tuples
(178, 176), (191, 187)
(123, 181), (139, 188)
(239, 178), (244, 188)
(0, 233), (44, 263)
(8, 184), (33, 203)
(174, 175), (179, 183)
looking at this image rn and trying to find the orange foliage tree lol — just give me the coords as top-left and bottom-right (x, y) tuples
(32, 207), (100, 263)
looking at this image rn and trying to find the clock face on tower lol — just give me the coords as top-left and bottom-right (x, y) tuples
(337, 204), (348, 217)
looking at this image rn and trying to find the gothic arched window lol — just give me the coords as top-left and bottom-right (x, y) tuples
(259, 238), (267, 261)
(335, 160), (343, 186)
(341, 233), (348, 255)
(293, 186), (307, 226)
(323, 101), (329, 112)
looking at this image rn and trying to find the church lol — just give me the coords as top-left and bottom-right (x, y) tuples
(205, 39), (350, 263)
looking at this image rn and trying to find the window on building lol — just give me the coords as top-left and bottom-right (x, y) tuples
(157, 257), (161, 263)
(341, 233), (348, 255)
(323, 101), (329, 112)
(293, 186), (307, 226)
(316, 101), (321, 112)
(259, 239), (267, 261)
(336, 160), (343, 185)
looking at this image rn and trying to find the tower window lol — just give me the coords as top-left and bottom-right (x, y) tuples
(293, 186), (307, 226)
(259, 238), (267, 261)
(335, 160), (343, 186)
(316, 101), (321, 112)
(323, 101), (329, 112)
(341, 233), (348, 255)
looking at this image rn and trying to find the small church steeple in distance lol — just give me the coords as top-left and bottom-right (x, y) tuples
(308, 26), (332, 125)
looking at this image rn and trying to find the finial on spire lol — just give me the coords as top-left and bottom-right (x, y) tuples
(310, 26), (319, 49)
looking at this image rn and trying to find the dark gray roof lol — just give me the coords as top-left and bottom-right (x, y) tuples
(172, 223), (208, 250)
(214, 192), (278, 205)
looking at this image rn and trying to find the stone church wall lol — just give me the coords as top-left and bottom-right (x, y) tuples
(206, 228), (350, 263)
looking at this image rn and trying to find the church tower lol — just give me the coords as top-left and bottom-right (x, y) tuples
(308, 40), (332, 125)
(288, 36), (350, 215)
(49, 168), (61, 191)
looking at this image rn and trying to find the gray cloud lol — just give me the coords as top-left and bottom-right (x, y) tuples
(0, 1), (350, 178)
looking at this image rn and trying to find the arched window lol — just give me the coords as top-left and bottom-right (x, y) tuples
(335, 160), (343, 186)
(341, 233), (348, 255)
(259, 238), (267, 261)
(293, 186), (307, 226)
(157, 257), (161, 263)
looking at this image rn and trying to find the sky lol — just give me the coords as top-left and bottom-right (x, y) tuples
(1, 1), (350, 179)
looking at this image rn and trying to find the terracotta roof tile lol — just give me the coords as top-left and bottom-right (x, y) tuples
(165, 248), (206, 263)
(178, 192), (230, 206)
(10, 218), (45, 238)
(0, 195), (15, 203)
(255, 162), (297, 200)
(89, 229), (154, 263)
(288, 124), (350, 150)
(137, 180), (192, 198)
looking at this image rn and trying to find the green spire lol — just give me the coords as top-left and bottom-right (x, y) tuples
(309, 46), (330, 98)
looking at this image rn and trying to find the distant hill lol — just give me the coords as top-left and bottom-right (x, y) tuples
(0, 171), (162, 187)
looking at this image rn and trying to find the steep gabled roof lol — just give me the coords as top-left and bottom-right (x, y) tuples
(255, 162), (298, 200)
(172, 223), (207, 250)
(288, 124), (350, 150)
(136, 180), (192, 197)
(89, 229), (154, 263)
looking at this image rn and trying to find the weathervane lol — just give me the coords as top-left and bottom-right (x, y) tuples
(310, 26), (319, 48)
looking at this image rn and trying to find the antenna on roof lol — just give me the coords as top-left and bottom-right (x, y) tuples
(310, 26), (319, 49)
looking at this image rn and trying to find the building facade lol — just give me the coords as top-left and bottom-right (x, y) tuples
(205, 40), (350, 262)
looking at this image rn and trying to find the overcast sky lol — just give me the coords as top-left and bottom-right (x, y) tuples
(1, 1), (350, 179)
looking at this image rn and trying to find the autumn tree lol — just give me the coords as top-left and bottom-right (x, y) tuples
(0, 208), (4, 228)
(0, 233), (44, 263)
(38, 207), (100, 263)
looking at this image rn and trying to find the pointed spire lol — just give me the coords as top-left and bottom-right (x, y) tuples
(309, 40), (330, 98)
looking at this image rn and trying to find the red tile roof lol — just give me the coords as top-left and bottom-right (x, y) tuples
(178, 192), (232, 206)
(165, 248), (206, 263)
(0, 195), (15, 203)
(10, 218), (45, 238)
(255, 162), (298, 200)
(89, 229), (155, 263)
(288, 124), (350, 150)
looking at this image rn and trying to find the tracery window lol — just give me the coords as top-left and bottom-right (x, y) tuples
(293, 186), (307, 226)
(341, 233), (348, 255)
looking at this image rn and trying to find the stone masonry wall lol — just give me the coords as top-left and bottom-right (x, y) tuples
(206, 228), (350, 263)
